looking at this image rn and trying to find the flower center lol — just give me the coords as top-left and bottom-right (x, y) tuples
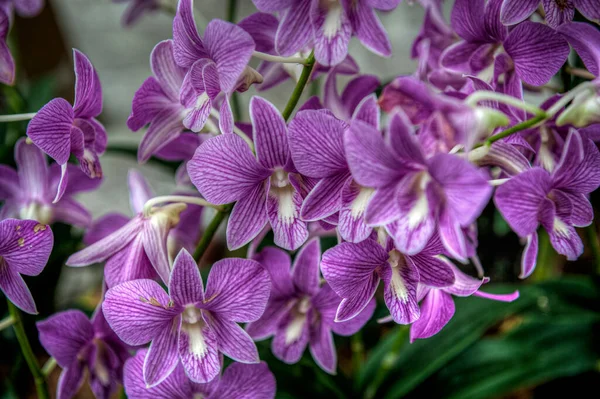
(92, 338), (111, 386)
(284, 296), (311, 345)
(350, 186), (375, 218)
(406, 172), (431, 229)
(182, 306), (209, 358)
(19, 202), (52, 225)
(270, 169), (298, 225)
(388, 250), (409, 302)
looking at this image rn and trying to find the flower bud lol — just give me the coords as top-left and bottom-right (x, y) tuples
(556, 85), (600, 128)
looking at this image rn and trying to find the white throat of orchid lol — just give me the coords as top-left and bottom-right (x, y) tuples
(92, 338), (111, 386)
(182, 305), (209, 359)
(538, 127), (556, 172)
(350, 186), (375, 218)
(406, 172), (431, 229)
(270, 168), (297, 226)
(321, 0), (343, 39)
(388, 250), (409, 303)
(285, 296), (311, 345)
(19, 202), (52, 225)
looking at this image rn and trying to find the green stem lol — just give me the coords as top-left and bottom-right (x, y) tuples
(194, 205), (232, 262)
(7, 301), (49, 399)
(364, 326), (408, 399)
(226, 0), (242, 122)
(586, 223), (600, 273)
(483, 113), (547, 147)
(41, 357), (57, 377)
(282, 51), (316, 121)
(351, 332), (365, 390)
(226, 0), (237, 21)
(0, 315), (15, 330)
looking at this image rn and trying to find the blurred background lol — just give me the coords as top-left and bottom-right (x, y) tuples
(0, 0), (599, 398)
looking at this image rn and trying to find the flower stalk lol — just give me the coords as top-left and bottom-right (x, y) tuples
(7, 301), (50, 399)
(282, 51), (316, 121)
(194, 204), (232, 263)
(142, 195), (223, 217)
(0, 112), (36, 122)
(252, 51), (309, 65)
(0, 315), (15, 330)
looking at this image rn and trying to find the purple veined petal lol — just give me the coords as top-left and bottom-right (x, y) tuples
(472, 141), (531, 176)
(88, 118), (107, 155)
(352, 94), (380, 129)
(52, 163), (102, 197)
(364, 184), (401, 225)
(344, 119), (405, 188)
(12, 0), (43, 17)
(271, 308), (311, 364)
(0, 38), (14, 85)
(288, 110), (349, 178)
(553, 131), (600, 194)
(102, 279), (178, 346)
(252, 0), (293, 11)
(67, 217), (143, 266)
(245, 299), (292, 340)
(253, 246), (294, 298)
(72, 49), (102, 119)
(37, 310), (93, 367)
(410, 289), (455, 342)
(301, 173), (350, 221)
(504, 21), (570, 86)
(547, 217), (584, 260)
(312, 0), (352, 66)
(275, 0), (312, 56)
(124, 350), (191, 399)
(386, 110), (425, 165)
(451, 0), (487, 41)
(343, 0), (392, 58)
(381, 254), (420, 324)
(0, 219), (53, 276)
(219, 95), (234, 134)
(331, 296), (376, 335)
(0, 262), (37, 314)
(203, 258), (270, 323)
(484, 0), (508, 41)
(500, 0), (539, 25)
(128, 169), (154, 215)
(143, 212), (176, 285)
(323, 70), (347, 120)
(576, 0), (600, 22)
(189, 59), (220, 100)
(309, 321), (337, 374)
(267, 182), (309, 250)
(335, 273), (379, 322)
(238, 12), (278, 53)
(443, 263), (485, 296)
(563, 192), (594, 227)
(57, 361), (86, 399)
(440, 41), (485, 72)
(88, 341), (120, 399)
(338, 179), (374, 243)
(204, 19), (255, 93)
(429, 153), (492, 226)
(437, 206), (468, 262)
(104, 235), (157, 288)
(473, 289), (520, 301)
(52, 197), (92, 228)
(26, 98), (74, 165)
(494, 167), (552, 237)
(212, 362), (276, 399)
(291, 238), (322, 296)
(409, 253), (455, 288)
(543, 0), (575, 28)
(127, 77), (172, 131)
(558, 22), (600, 77)
(169, 249), (204, 306)
(172, 0), (208, 69)
(256, 62), (292, 92)
(251, 96), (289, 169)
(178, 311), (221, 383)
(14, 138), (48, 202)
(206, 313), (259, 363)
(138, 106), (185, 163)
(341, 75), (381, 118)
(227, 182), (268, 250)
(143, 317), (181, 387)
(366, 0), (401, 10)
(182, 94), (212, 133)
(151, 40), (187, 101)
(0, 164), (19, 199)
(521, 232), (539, 279)
(188, 134), (270, 204)
(155, 132), (201, 161)
(83, 213), (130, 245)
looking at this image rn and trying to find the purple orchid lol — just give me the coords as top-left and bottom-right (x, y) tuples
(495, 129), (600, 277)
(321, 232), (454, 324)
(171, 0), (258, 133)
(0, 0), (44, 17)
(0, 218), (53, 314)
(154, 132), (204, 186)
(321, 66), (380, 122)
(251, 0), (400, 66)
(37, 306), (130, 399)
(441, 0), (570, 88)
(246, 239), (375, 374)
(102, 248), (270, 386)
(26, 49), (107, 202)
(0, 138), (101, 228)
(410, 264), (519, 341)
(125, 349), (276, 399)
(344, 109), (493, 260)
(500, 0), (600, 29)
(0, 6), (13, 85)
(78, 169), (202, 287)
(189, 96), (310, 251)
(287, 103), (380, 243)
(66, 170), (189, 285)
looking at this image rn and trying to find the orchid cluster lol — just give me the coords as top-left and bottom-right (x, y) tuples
(1, 0), (600, 398)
